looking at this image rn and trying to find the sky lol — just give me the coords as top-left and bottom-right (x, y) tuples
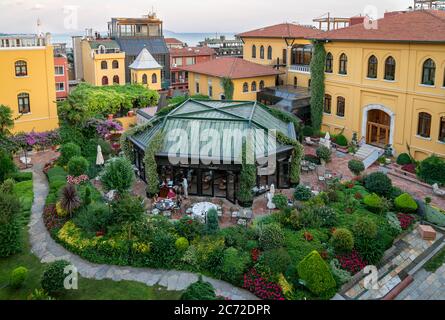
(0, 0), (413, 34)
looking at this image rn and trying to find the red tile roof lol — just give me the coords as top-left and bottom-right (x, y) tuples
(165, 38), (184, 44)
(312, 10), (445, 43)
(180, 57), (283, 79)
(170, 46), (216, 57)
(238, 22), (321, 39)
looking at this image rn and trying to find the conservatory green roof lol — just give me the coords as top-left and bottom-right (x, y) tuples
(129, 99), (297, 162)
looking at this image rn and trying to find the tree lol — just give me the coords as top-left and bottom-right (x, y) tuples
(309, 42), (326, 131)
(205, 208), (219, 234)
(181, 276), (217, 300)
(221, 77), (234, 100)
(0, 105), (14, 136)
(100, 157), (135, 194)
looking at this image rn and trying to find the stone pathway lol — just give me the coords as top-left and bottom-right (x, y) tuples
(28, 162), (257, 300)
(396, 265), (445, 300)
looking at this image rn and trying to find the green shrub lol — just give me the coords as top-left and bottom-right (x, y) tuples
(0, 178), (15, 194)
(272, 194), (288, 210)
(0, 148), (16, 183)
(258, 248), (291, 275)
(219, 226), (250, 250)
(205, 208), (219, 234)
(8, 171), (32, 182)
(364, 172), (393, 198)
(41, 260), (71, 295)
(316, 145), (332, 163)
(193, 236), (225, 271)
(47, 166), (68, 181)
(315, 206), (337, 227)
(425, 206), (445, 227)
(175, 216), (205, 241)
(331, 228), (354, 253)
(149, 231), (177, 268)
(297, 251), (336, 298)
(0, 192), (22, 257)
(181, 277), (216, 300)
(363, 193), (384, 213)
(67, 156), (89, 177)
(354, 234), (386, 265)
(417, 155), (445, 186)
(9, 266), (28, 288)
(386, 212), (403, 234)
(335, 134), (348, 147)
(100, 157), (135, 194)
(74, 203), (113, 235)
(258, 223), (285, 250)
(83, 186), (92, 206)
(111, 195), (145, 225)
(353, 217), (377, 239)
(220, 247), (250, 284)
(302, 126), (314, 137)
(330, 259), (351, 285)
(390, 187), (404, 200)
(396, 153), (412, 165)
(394, 193), (418, 213)
(175, 237), (189, 252)
(348, 160), (365, 176)
(27, 288), (54, 300)
(294, 185), (313, 201)
(59, 143), (81, 166)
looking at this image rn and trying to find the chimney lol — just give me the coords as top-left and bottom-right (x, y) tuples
(350, 16), (365, 26)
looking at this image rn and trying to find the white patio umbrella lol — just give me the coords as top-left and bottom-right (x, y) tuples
(270, 184), (275, 197)
(96, 145), (104, 166)
(325, 132), (331, 141)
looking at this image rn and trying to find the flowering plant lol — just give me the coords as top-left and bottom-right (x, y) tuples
(304, 231), (314, 241)
(43, 204), (67, 231)
(96, 120), (123, 138)
(242, 269), (285, 300)
(67, 175), (89, 185)
(336, 250), (368, 275)
(397, 213), (415, 230)
(251, 248), (260, 263)
(11, 130), (61, 149)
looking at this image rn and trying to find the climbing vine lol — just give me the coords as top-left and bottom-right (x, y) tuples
(309, 41), (326, 131)
(221, 77), (234, 100)
(144, 130), (165, 196)
(120, 122), (153, 162)
(238, 140), (256, 205)
(276, 131), (304, 186)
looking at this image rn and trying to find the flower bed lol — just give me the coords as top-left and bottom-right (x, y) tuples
(397, 214), (416, 230)
(336, 250), (368, 275)
(242, 269), (285, 300)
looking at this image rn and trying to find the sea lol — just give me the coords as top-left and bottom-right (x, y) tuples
(51, 31), (236, 48)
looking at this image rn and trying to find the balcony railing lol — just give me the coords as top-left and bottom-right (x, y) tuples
(289, 64), (311, 73)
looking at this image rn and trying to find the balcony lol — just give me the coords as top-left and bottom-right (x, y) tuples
(289, 64), (311, 73)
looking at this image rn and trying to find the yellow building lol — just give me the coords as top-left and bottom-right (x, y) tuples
(80, 39), (126, 86)
(181, 57), (282, 101)
(314, 10), (445, 160)
(238, 23), (321, 88)
(129, 48), (163, 91)
(0, 34), (58, 133)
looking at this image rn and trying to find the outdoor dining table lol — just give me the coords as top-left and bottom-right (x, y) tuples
(155, 199), (176, 212)
(192, 202), (217, 222)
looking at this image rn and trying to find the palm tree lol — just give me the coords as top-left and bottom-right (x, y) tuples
(0, 105), (14, 137)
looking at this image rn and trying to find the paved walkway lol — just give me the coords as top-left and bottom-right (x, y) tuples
(396, 265), (445, 300)
(28, 161), (257, 300)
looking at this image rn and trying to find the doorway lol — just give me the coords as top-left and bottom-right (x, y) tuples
(366, 109), (391, 148)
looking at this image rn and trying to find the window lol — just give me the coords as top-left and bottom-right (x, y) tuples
(291, 45), (313, 65)
(339, 54), (348, 75)
(102, 76), (109, 86)
(195, 82), (200, 93)
(15, 60), (27, 77)
(98, 45), (106, 54)
(112, 60), (119, 69)
(152, 73), (158, 84)
(422, 59), (436, 85)
(208, 83), (213, 97)
(336, 97), (345, 117)
(101, 61), (108, 70)
(173, 57), (183, 66)
(367, 55), (378, 79)
(324, 94), (332, 114)
(384, 56), (396, 81)
(259, 80), (265, 90)
(308, 79), (311, 88)
(251, 81), (257, 92)
(325, 52), (333, 73)
(113, 75), (120, 84)
(260, 46), (265, 59)
(186, 57), (195, 65)
(293, 77), (298, 87)
(282, 49), (287, 65)
(267, 46), (272, 60)
(55, 82), (65, 92)
(17, 93), (30, 114)
(54, 66), (64, 76)
(243, 82), (249, 92)
(439, 117), (445, 142)
(142, 74), (148, 84)
(417, 112), (432, 138)
(252, 45), (256, 58)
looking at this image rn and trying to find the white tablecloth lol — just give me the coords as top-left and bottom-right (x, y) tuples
(192, 202), (217, 221)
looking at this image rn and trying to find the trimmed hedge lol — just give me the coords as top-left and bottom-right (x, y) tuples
(396, 153), (412, 165)
(417, 155), (445, 186)
(394, 193), (418, 213)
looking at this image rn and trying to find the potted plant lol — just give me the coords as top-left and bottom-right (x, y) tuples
(378, 156), (386, 167)
(127, 110), (135, 117)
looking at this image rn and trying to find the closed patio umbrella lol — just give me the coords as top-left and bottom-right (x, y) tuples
(96, 145), (104, 166)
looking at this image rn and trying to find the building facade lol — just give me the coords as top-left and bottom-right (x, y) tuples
(198, 35), (243, 57)
(314, 10), (445, 160)
(0, 34), (58, 133)
(53, 43), (69, 100)
(165, 38), (185, 49)
(129, 48), (163, 91)
(181, 57), (282, 101)
(170, 46), (216, 92)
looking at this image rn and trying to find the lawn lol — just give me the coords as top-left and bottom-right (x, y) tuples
(0, 174), (181, 300)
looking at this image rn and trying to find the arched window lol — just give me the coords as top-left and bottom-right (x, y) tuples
(367, 55), (378, 79)
(112, 60), (119, 69)
(98, 45), (106, 54)
(324, 94), (332, 114)
(267, 46), (272, 60)
(336, 96), (345, 117)
(101, 61), (108, 70)
(251, 81), (257, 92)
(422, 58), (436, 85)
(325, 53), (333, 73)
(339, 53), (348, 75)
(291, 45), (313, 65)
(15, 60), (27, 77)
(142, 74), (148, 84)
(259, 80), (265, 90)
(102, 76), (109, 86)
(113, 75), (120, 84)
(152, 73), (158, 84)
(384, 56), (396, 81)
(17, 93), (30, 114)
(252, 45), (256, 58)
(439, 116), (445, 142)
(243, 82), (249, 92)
(417, 112), (432, 138)
(260, 46), (265, 59)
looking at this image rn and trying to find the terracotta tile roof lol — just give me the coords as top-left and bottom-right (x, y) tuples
(237, 22), (321, 39)
(312, 10), (445, 43)
(165, 37), (184, 44)
(180, 57), (283, 79)
(169, 46), (216, 57)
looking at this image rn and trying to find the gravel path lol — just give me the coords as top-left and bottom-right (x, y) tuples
(28, 164), (257, 300)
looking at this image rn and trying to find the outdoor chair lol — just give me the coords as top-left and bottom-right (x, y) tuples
(304, 137), (315, 146)
(231, 211), (239, 222)
(433, 184), (445, 197)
